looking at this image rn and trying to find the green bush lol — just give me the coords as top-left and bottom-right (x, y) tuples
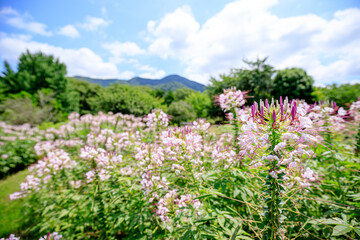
(0, 139), (37, 179)
(68, 78), (102, 114)
(185, 91), (211, 118)
(167, 100), (196, 124)
(88, 83), (164, 116)
(313, 83), (360, 107)
(272, 68), (314, 102)
(0, 90), (62, 125)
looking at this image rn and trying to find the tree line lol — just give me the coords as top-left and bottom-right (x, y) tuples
(0, 51), (359, 125)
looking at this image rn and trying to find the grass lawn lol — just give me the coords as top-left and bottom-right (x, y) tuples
(209, 123), (234, 135)
(0, 169), (29, 237)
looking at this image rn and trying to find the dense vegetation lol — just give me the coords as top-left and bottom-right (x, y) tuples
(0, 51), (360, 239)
(1, 51), (360, 128)
(0, 95), (359, 239)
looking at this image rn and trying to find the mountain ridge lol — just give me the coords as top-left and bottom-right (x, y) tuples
(72, 74), (206, 92)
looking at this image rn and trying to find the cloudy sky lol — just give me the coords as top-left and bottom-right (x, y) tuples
(0, 0), (359, 86)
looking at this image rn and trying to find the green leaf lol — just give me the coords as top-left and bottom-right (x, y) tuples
(347, 193), (360, 201)
(354, 227), (360, 237)
(180, 230), (192, 240)
(194, 194), (212, 200)
(234, 188), (241, 198)
(309, 218), (344, 225)
(332, 225), (352, 236)
(218, 215), (225, 229)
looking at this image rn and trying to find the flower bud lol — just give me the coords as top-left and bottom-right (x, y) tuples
(273, 109), (276, 122)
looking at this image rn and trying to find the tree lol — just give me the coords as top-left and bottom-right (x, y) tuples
(0, 50), (80, 114)
(167, 101), (196, 124)
(207, 57), (275, 118)
(0, 90), (62, 125)
(68, 78), (102, 114)
(313, 83), (360, 107)
(174, 88), (196, 101)
(272, 68), (314, 102)
(185, 91), (211, 118)
(89, 84), (164, 116)
(163, 90), (175, 106)
(0, 50), (67, 95)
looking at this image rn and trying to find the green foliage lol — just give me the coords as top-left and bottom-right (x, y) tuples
(174, 88), (196, 101)
(89, 83), (164, 116)
(1, 110), (360, 239)
(152, 88), (166, 99)
(313, 83), (360, 107)
(0, 51), (77, 124)
(272, 68), (314, 102)
(163, 90), (175, 106)
(0, 50), (67, 95)
(0, 89), (62, 125)
(68, 78), (102, 114)
(185, 91), (212, 118)
(167, 100), (196, 124)
(207, 57), (275, 118)
(208, 58), (274, 102)
(0, 139), (37, 179)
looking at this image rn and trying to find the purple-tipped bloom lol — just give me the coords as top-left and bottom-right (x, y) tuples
(261, 106), (264, 119)
(265, 99), (269, 108)
(280, 96), (283, 105)
(273, 110), (276, 122)
(280, 104), (284, 116)
(333, 102), (337, 108)
(291, 106), (296, 120)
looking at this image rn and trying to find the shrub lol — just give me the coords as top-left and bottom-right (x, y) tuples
(88, 84), (164, 116)
(167, 100), (196, 124)
(0, 139), (37, 179)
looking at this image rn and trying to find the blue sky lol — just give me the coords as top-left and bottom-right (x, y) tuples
(0, 0), (359, 86)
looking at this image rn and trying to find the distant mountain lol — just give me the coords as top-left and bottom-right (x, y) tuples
(72, 76), (125, 87)
(72, 74), (206, 92)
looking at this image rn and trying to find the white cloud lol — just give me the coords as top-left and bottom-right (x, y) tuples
(139, 70), (166, 79)
(0, 6), (17, 16)
(58, 25), (80, 38)
(79, 16), (110, 31)
(130, 61), (166, 79)
(103, 41), (145, 56)
(102, 41), (146, 65)
(146, 0), (360, 85)
(0, 6), (52, 36)
(147, 5), (200, 59)
(0, 33), (130, 79)
(350, 79), (360, 85)
(117, 70), (135, 79)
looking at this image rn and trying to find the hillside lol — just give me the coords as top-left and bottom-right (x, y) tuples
(73, 74), (206, 92)
(72, 76), (123, 87)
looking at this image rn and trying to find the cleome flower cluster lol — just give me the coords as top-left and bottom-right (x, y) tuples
(3, 90), (359, 239)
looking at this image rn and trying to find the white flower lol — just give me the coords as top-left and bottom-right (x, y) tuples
(274, 142), (286, 152)
(299, 116), (312, 129)
(269, 171), (278, 178)
(337, 107), (347, 116)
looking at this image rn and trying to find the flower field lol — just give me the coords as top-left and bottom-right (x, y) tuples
(1, 88), (360, 240)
